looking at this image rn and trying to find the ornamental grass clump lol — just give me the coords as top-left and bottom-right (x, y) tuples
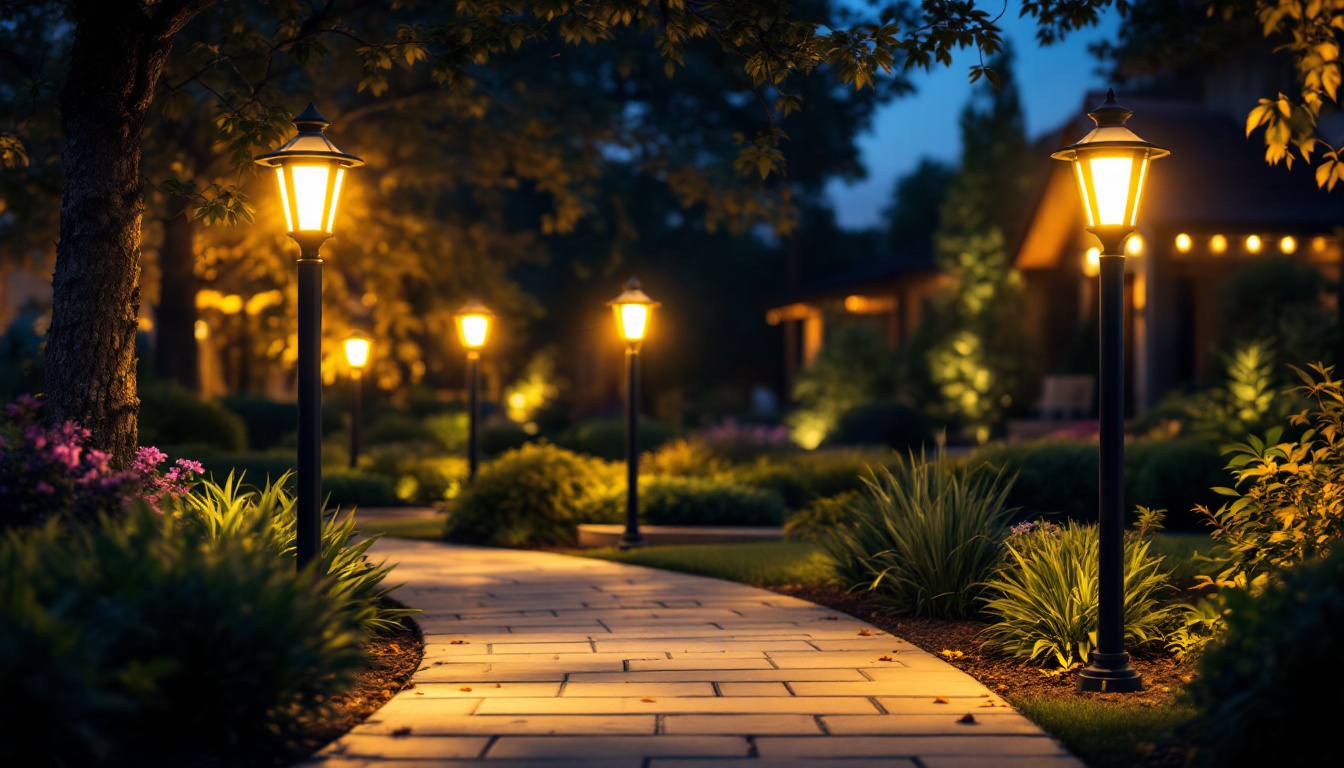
(980, 509), (1177, 667)
(824, 451), (1016, 619)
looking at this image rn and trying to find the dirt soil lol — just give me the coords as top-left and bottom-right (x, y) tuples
(772, 584), (1193, 707)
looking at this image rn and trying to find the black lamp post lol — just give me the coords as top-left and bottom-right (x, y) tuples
(607, 278), (660, 550)
(1052, 90), (1168, 693)
(344, 333), (370, 469)
(255, 104), (363, 570)
(455, 299), (495, 481)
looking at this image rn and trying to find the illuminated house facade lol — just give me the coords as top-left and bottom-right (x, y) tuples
(1014, 94), (1341, 412)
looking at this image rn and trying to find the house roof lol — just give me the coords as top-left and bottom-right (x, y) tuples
(766, 238), (937, 308)
(1016, 94), (1342, 269)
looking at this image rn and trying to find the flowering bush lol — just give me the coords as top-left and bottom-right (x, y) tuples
(0, 395), (200, 529)
(696, 418), (792, 461)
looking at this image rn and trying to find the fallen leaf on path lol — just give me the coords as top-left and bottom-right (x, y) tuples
(979, 701), (998, 708)
(450, 640), (469, 645)
(391, 727), (413, 736)
(823, 615), (839, 621)
(641, 697), (656, 703)
(495, 683), (502, 688)
(957, 714), (977, 725)
(933, 697), (949, 704)
(459, 687), (473, 692)
(857, 629), (872, 636)
(877, 655), (893, 661)
(415, 692), (424, 696)
(938, 649), (965, 660)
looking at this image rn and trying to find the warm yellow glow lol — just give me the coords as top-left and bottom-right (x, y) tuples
(1130, 155), (1149, 226)
(1083, 247), (1101, 277)
(1313, 236), (1328, 253)
(219, 294), (244, 315)
(194, 320), (209, 341)
(1073, 162), (1095, 227)
(275, 168), (294, 231)
(344, 337), (370, 368)
(290, 165), (330, 231)
(458, 314), (491, 348)
(324, 168), (345, 233)
(1089, 156), (1134, 226)
(1245, 235), (1262, 254)
(1126, 235), (1144, 256)
(137, 316), (154, 332)
(618, 303), (649, 342)
(1175, 233), (1192, 253)
(508, 393), (527, 409)
(845, 295), (867, 313)
(1210, 234), (1228, 255)
(1280, 236), (1297, 254)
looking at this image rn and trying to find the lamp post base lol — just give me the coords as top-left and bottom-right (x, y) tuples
(618, 531), (645, 550)
(1076, 652), (1143, 693)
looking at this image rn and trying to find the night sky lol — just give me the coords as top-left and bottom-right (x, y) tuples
(826, 5), (1122, 228)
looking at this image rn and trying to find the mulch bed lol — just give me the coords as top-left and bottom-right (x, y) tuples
(771, 584), (1193, 707)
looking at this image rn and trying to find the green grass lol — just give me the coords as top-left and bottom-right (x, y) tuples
(1012, 697), (1195, 768)
(577, 541), (837, 587)
(356, 515), (444, 541)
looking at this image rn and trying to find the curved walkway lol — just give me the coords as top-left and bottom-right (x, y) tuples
(304, 539), (1083, 768)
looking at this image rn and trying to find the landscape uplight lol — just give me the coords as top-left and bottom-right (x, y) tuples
(1053, 90), (1168, 694)
(255, 104), (363, 570)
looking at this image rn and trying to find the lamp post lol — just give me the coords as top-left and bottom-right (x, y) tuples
(344, 333), (370, 469)
(1052, 90), (1168, 693)
(455, 299), (495, 481)
(607, 278), (660, 550)
(255, 104), (363, 570)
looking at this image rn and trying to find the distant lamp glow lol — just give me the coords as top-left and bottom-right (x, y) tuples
(1125, 235), (1144, 256)
(194, 320), (209, 341)
(1175, 233), (1192, 253)
(1313, 236), (1328, 253)
(1051, 90), (1168, 255)
(344, 335), (370, 369)
(1083, 247), (1101, 277)
(254, 104), (363, 235)
(1211, 234), (1228, 255)
(1245, 235), (1262, 254)
(1280, 236), (1298, 254)
(608, 278), (661, 347)
(454, 298), (496, 351)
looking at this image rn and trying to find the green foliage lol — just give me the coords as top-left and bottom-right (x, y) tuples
(824, 401), (934, 451)
(556, 416), (677, 460)
(180, 473), (415, 635)
(581, 541), (835, 587)
(443, 443), (621, 547)
(883, 157), (954, 247)
(1012, 697), (1197, 768)
(981, 517), (1176, 667)
(973, 440), (1098, 521)
(1198, 363), (1344, 591)
(1186, 547), (1344, 768)
(785, 490), (867, 540)
(1218, 259), (1334, 371)
(730, 450), (898, 509)
(825, 453), (1016, 619)
(322, 470), (399, 508)
(0, 506), (365, 765)
(138, 381), (247, 452)
(642, 438), (731, 477)
(788, 324), (901, 449)
(480, 422), (534, 457)
(196, 451), (297, 487)
(1126, 437), (1230, 531)
(635, 477), (786, 527)
(218, 396), (298, 450)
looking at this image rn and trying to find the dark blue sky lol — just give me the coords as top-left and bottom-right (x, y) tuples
(825, 5), (1122, 229)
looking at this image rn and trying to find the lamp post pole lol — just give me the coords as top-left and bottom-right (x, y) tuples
(295, 235), (325, 569)
(1051, 90), (1168, 693)
(349, 368), (362, 469)
(467, 350), (481, 481)
(621, 345), (643, 550)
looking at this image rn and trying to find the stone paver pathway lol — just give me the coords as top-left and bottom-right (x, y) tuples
(305, 539), (1083, 768)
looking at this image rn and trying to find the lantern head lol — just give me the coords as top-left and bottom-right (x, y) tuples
(1051, 90), (1169, 254)
(607, 277), (660, 349)
(455, 298), (495, 353)
(344, 333), (370, 369)
(255, 104), (364, 242)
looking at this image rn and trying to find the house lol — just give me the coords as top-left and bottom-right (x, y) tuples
(1013, 94), (1342, 413)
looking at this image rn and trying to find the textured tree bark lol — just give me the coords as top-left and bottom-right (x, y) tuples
(154, 197), (200, 390)
(46, 0), (214, 465)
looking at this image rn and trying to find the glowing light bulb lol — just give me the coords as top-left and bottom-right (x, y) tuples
(1279, 236), (1297, 254)
(458, 315), (491, 348)
(1083, 247), (1101, 277)
(1210, 235), (1228, 255)
(1088, 157), (1135, 225)
(344, 337), (370, 368)
(1125, 235), (1144, 256)
(619, 303), (649, 342)
(1175, 233), (1192, 253)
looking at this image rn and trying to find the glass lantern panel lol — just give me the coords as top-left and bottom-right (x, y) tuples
(325, 167), (346, 233)
(1129, 154), (1149, 226)
(1072, 162), (1095, 228)
(344, 337), (370, 367)
(459, 314), (491, 348)
(619, 303), (649, 341)
(1088, 156), (1134, 226)
(275, 168), (295, 231)
(290, 165), (330, 231)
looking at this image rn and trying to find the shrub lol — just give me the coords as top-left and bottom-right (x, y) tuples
(824, 402), (934, 451)
(980, 514), (1176, 667)
(1186, 547), (1344, 768)
(139, 381), (247, 452)
(784, 490), (867, 540)
(363, 413), (445, 448)
(1126, 438), (1227, 530)
(731, 450), (898, 509)
(589, 476), (785, 527)
(0, 506), (366, 765)
(1199, 363), (1344, 591)
(196, 450), (297, 486)
(787, 324), (901, 448)
(557, 416), (677, 460)
(695, 418), (792, 462)
(323, 470), (398, 508)
(443, 443), (621, 547)
(642, 438), (730, 477)
(972, 440), (1097, 522)
(824, 453), (1016, 619)
(217, 395), (337, 450)
(480, 421), (532, 456)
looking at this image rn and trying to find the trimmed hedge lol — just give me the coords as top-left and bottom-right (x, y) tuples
(730, 450), (898, 509)
(139, 382), (247, 452)
(556, 416), (678, 460)
(323, 470), (398, 508)
(589, 476), (786, 527)
(823, 402), (933, 451)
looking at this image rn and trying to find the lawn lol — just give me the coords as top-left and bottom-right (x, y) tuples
(357, 515), (444, 541)
(1012, 697), (1196, 768)
(577, 540), (837, 587)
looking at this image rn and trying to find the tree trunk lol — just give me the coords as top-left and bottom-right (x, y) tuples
(46, 2), (180, 466)
(154, 197), (200, 390)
